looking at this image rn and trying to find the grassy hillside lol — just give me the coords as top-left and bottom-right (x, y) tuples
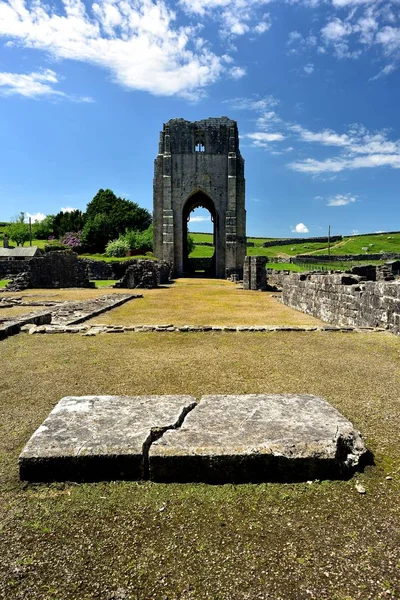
(189, 231), (400, 260)
(314, 233), (400, 256)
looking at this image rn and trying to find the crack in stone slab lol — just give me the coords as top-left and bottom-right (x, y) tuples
(19, 395), (196, 483)
(19, 394), (370, 484)
(141, 402), (197, 479)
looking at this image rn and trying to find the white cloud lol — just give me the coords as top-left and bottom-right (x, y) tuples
(0, 69), (64, 98)
(189, 215), (211, 222)
(287, 30), (317, 54)
(370, 63), (397, 80)
(229, 66), (246, 79)
(376, 26), (400, 54)
(179, 0), (271, 38)
(61, 206), (78, 213)
(225, 95), (279, 112)
(25, 212), (46, 222)
(327, 193), (357, 206)
(289, 122), (400, 173)
(291, 223), (309, 233)
(289, 153), (400, 173)
(303, 62), (314, 74)
(290, 124), (350, 146)
(244, 131), (285, 148)
(321, 18), (353, 42)
(0, 0), (240, 99)
(0, 68), (93, 101)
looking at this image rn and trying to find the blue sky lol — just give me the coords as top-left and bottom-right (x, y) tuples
(0, 0), (399, 237)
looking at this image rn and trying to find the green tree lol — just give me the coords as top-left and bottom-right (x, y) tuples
(187, 233), (195, 255)
(33, 215), (55, 239)
(83, 189), (152, 252)
(53, 210), (86, 238)
(6, 213), (30, 246)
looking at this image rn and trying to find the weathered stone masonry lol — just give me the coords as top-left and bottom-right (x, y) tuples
(153, 117), (246, 279)
(281, 272), (400, 334)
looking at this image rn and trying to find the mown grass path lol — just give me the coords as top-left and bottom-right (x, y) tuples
(1, 330), (399, 599)
(85, 278), (324, 327)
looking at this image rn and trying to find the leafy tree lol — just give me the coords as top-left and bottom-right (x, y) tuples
(33, 215), (55, 240)
(83, 189), (152, 252)
(187, 233), (195, 255)
(6, 213), (30, 246)
(53, 210), (86, 238)
(82, 213), (114, 253)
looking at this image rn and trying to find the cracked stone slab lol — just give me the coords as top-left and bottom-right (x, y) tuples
(19, 395), (196, 482)
(149, 394), (368, 483)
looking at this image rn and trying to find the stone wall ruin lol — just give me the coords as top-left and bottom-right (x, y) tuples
(280, 271), (400, 334)
(153, 117), (246, 279)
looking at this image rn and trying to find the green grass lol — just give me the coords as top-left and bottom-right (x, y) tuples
(0, 279), (10, 288)
(1, 329), (400, 599)
(92, 280), (118, 288)
(314, 233), (400, 256)
(189, 245), (214, 258)
(189, 232), (213, 243)
(79, 253), (156, 262)
(267, 262), (305, 272)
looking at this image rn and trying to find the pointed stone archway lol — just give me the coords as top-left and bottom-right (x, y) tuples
(182, 190), (216, 277)
(153, 117), (246, 279)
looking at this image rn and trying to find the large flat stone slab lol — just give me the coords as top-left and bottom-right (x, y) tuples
(19, 395), (196, 482)
(149, 394), (368, 483)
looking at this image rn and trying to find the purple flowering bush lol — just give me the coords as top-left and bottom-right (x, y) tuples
(60, 231), (84, 252)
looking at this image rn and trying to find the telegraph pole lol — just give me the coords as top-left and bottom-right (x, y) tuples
(328, 224), (331, 257)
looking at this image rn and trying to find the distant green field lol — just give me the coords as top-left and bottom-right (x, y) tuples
(189, 245), (214, 258)
(314, 233), (400, 256)
(189, 232), (214, 243)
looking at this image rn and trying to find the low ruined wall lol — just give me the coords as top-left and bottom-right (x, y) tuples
(6, 252), (92, 291)
(266, 269), (290, 291)
(0, 260), (31, 278)
(79, 258), (114, 280)
(295, 252), (400, 262)
(263, 236), (342, 248)
(281, 272), (400, 334)
(114, 260), (171, 289)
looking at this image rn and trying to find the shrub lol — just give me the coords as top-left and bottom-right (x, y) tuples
(105, 238), (130, 257)
(60, 231), (84, 251)
(44, 241), (68, 252)
(122, 225), (153, 253)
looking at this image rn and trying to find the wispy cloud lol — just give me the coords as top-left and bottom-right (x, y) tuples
(327, 193), (357, 206)
(289, 124), (400, 173)
(189, 215), (211, 222)
(0, 0), (247, 99)
(0, 68), (91, 100)
(179, 0), (271, 38)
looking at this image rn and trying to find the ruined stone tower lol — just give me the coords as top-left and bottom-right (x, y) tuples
(153, 117), (246, 278)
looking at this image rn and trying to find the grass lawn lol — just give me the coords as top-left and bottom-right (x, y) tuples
(267, 263), (304, 272)
(93, 280), (118, 288)
(189, 245), (214, 258)
(86, 278), (323, 327)
(79, 253), (155, 262)
(1, 330), (399, 599)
